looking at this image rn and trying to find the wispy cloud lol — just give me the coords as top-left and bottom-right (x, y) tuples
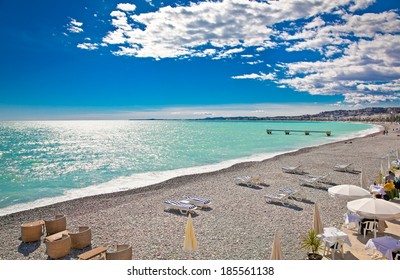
(67, 18), (84, 33)
(232, 72), (275, 81)
(77, 42), (99, 50)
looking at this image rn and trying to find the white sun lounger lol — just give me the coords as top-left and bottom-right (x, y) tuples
(300, 174), (331, 188)
(308, 173), (331, 184)
(181, 195), (211, 209)
(300, 177), (321, 188)
(164, 200), (197, 215)
(279, 188), (304, 201)
(334, 163), (358, 173)
(281, 165), (304, 174)
(264, 193), (292, 206)
(234, 176), (265, 187)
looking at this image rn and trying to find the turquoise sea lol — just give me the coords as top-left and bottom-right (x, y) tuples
(0, 120), (378, 215)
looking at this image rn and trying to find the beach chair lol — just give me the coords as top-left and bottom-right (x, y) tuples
(362, 220), (378, 238)
(334, 163), (359, 173)
(45, 234), (71, 259)
(181, 195), (211, 209)
(69, 226), (92, 250)
(164, 200), (197, 215)
(234, 176), (265, 187)
(281, 165), (304, 174)
(264, 193), (292, 207)
(279, 188), (304, 201)
(44, 214), (67, 235)
(106, 244), (132, 260)
(323, 239), (345, 260)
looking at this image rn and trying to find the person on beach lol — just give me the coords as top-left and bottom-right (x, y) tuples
(385, 171), (396, 182)
(384, 180), (395, 191)
(383, 179), (395, 200)
(395, 177), (400, 190)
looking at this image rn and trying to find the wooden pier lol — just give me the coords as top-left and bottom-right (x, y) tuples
(266, 129), (331, 136)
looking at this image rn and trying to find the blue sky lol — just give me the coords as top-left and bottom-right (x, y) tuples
(0, 0), (399, 120)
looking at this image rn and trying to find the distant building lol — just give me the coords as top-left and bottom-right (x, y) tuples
(330, 115), (339, 121)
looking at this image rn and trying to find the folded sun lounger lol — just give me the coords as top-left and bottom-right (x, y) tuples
(164, 200), (197, 215)
(181, 195), (211, 209)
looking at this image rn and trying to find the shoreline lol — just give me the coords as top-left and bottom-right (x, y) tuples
(0, 122), (381, 217)
(0, 122), (399, 260)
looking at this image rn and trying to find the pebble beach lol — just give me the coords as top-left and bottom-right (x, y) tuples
(1, 122), (399, 260)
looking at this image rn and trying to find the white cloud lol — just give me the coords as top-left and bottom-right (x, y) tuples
(77, 43), (99, 50)
(193, 112), (214, 116)
(70, 18), (83, 27)
(122, 103), (341, 119)
(67, 18), (83, 33)
(144, 0), (155, 7)
(232, 72), (276, 81)
(213, 48), (245, 60)
(110, 10), (132, 31)
(71, 0), (399, 106)
(277, 34), (400, 103)
(102, 0), (357, 59)
(246, 60), (264, 65)
(348, 0), (375, 12)
(282, 11), (400, 55)
(116, 3), (136, 12)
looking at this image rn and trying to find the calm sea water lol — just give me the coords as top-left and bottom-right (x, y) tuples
(0, 120), (378, 215)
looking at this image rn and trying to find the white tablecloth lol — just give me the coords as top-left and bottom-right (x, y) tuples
(322, 227), (352, 247)
(365, 236), (400, 260)
(344, 213), (362, 229)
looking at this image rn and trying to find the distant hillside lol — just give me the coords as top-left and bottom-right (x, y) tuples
(202, 107), (400, 122)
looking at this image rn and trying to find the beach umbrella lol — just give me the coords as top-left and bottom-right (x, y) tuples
(387, 155), (391, 171)
(270, 229), (283, 260)
(347, 197), (400, 220)
(360, 169), (369, 189)
(313, 203), (323, 234)
(378, 160), (384, 184)
(347, 197), (400, 238)
(183, 213), (197, 251)
(328, 184), (371, 199)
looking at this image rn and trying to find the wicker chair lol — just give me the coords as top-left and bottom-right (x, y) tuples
(21, 220), (45, 243)
(106, 244), (132, 260)
(45, 234), (71, 259)
(45, 215), (67, 235)
(70, 226), (92, 249)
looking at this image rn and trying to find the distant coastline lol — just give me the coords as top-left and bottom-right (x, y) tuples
(129, 107), (400, 122)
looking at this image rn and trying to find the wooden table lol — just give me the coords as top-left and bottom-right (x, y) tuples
(78, 246), (107, 260)
(45, 230), (69, 242)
